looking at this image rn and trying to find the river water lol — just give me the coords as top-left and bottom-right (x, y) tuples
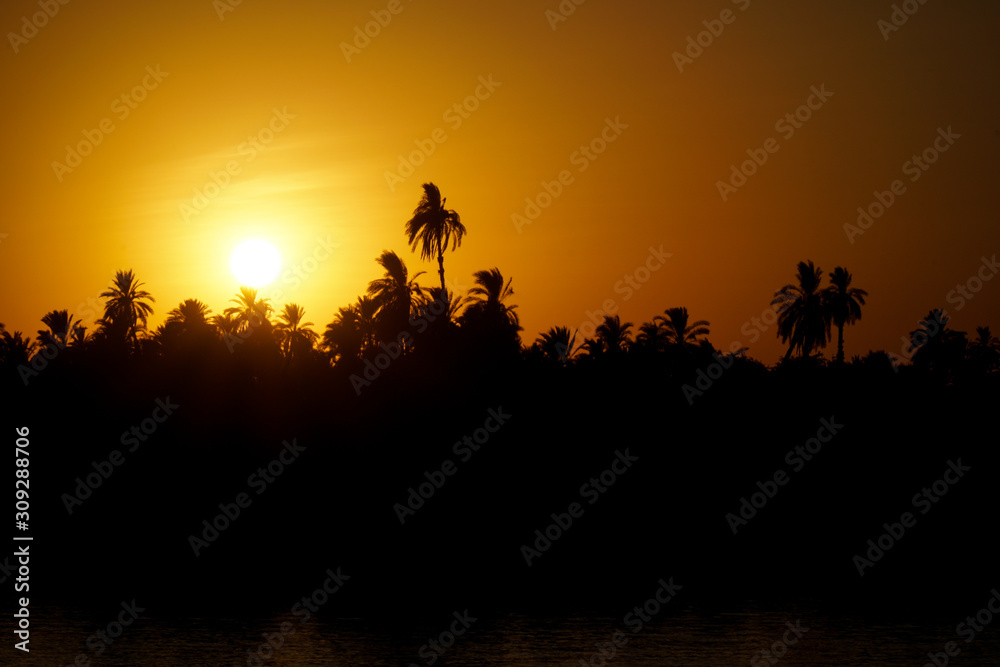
(14, 598), (1000, 666)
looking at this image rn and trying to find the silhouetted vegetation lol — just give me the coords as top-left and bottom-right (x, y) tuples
(2, 184), (998, 617)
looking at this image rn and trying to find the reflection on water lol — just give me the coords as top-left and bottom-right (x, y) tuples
(17, 600), (1000, 666)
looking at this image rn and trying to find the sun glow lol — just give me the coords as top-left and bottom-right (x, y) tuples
(230, 239), (282, 287)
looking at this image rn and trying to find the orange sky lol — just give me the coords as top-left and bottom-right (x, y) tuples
(1, 0), (998, 363)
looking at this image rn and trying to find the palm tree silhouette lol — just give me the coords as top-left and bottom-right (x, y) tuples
(595, 315), (633, 356)
(166, 299), (213, 330)
(908, 309), (967, 375)
(823, 267), (867, 364)
(211, 312), (240, 338)
(535, 326), (580, 365)
(98, 269), (155, 351)
(367, 250), (425, 342)
(463, 267), (520, 331)
(633, 321), (667, 354)
(968, 326), (1000, 374)
(323, 306), (363, 365)
(772, 260), (828, 361)
(417, 287), (465, 324)
(37, 309), (80, 352)
(69, 324), (90, 348)
(322, 297), (378, 364)
(580, 337), (604, 360)
(224, 287), (273, 333)
(404, 183), (467, 292)
(0, 325), (33, 370)
(275, 303), (318, 362)
(353, 296), (379, 354)
(656, 307), (710, 348)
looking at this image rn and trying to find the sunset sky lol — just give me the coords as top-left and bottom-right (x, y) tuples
(1, 0), (997, 363)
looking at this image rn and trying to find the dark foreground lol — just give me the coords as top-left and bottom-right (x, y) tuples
(2, 353), (998, 663)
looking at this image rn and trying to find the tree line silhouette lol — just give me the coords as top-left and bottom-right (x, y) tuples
(3, 183), (999, 616)
(3, 183), (998, 387)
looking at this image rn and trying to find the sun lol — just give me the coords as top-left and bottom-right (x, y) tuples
(230, 239), (281, 287)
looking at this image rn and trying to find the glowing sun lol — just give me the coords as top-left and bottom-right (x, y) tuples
(230, 239), (281, 287)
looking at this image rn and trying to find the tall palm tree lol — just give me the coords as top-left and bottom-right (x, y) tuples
(97, 269), (155, 349)
(275, 303), (318, 360)
(823, 267), (867, 364)
(367, 250), (425, 339)
(656, 307), (710, 348)
(37, 309), (81, 352)
(166, 299), (213, 329)
(535, 326), (580, 365)
(404, 183), (467, 292)
(595, 315), (633, 356)
(772, 260), (828, 361)
(224, 287), (273, 333)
